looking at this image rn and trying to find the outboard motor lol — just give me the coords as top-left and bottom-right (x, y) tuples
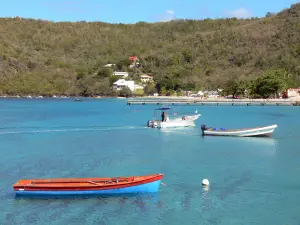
(147, 120), (153, 128)
(201, 124), (207, 136)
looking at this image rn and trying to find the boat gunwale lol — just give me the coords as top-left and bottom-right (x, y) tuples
(204, 124), (277, 134)
(13, 174), (163, 191)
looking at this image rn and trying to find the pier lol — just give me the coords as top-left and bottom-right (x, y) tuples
(127, 98), (300, 106)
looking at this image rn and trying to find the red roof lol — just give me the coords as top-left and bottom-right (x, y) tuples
(129, 56), (138, 61)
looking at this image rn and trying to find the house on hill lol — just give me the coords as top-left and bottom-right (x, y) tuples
(113, 79), (134, 91)
(113, 71), (128, 78)
(129, 56), (139, 62)
(283, 88), (300, 98)
(113, 79), (144, 92)
(140, 74), (153, 83)
(129, 56), (140, 68)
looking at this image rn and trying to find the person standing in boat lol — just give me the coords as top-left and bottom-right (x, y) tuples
(161, 112), (166, 122)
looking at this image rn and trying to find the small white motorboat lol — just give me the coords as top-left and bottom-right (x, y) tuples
(201, 124), (278, 137)
(147, 107), (201, 128)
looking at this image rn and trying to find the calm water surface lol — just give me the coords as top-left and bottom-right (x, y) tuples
(0, 98), (299, 225)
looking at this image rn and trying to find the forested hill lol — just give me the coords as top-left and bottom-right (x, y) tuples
(0, 3), (300, 96)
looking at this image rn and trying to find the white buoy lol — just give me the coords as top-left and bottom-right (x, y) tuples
(202, 179), (210, 186)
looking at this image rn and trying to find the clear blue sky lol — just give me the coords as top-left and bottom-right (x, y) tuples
(0, 0), (298, 23)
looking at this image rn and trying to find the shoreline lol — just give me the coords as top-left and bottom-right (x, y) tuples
(1, 95), (300, 103)
(128, 95), (300, 101)
(127, 96), (300, 106)
(0, 95), (106, 99)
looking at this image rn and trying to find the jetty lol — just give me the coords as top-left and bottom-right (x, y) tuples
(127, 98), (300, 106)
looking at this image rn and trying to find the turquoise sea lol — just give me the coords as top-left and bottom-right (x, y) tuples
(0, 98), (300, 225)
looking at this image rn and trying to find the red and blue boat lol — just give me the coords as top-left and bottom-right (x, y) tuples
(13, 174), (163, 196)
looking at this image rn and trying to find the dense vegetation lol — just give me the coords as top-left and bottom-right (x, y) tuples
(0, 3), (300, 97)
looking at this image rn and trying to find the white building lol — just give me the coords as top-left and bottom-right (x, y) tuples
(113, 80), (145, 92)
(140, 74), (153, 83)
(287, 88), (300, 98)
(113, 79), (135, 91)
(113, 71), (128, 78)
(103, 64), (115, 68)
(205, 90), (219, 98)
(189, 91), (203, 97)
(197, 91), (204, 96)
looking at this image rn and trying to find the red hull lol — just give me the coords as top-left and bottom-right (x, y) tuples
(13, 174), (163, 191)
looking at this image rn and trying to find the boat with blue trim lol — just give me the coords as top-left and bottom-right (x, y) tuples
(201, 124), (277, 137)
(13, 174), (163, 196)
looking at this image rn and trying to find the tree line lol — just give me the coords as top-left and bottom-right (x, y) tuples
(0, 3), (299, 96)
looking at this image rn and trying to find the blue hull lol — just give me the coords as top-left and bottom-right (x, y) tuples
(15, 180), (161, 196)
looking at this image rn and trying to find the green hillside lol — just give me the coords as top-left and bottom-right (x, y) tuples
(0, 3), (300, 96)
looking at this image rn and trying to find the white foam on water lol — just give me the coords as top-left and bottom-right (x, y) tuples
(0, 126), (146, 135)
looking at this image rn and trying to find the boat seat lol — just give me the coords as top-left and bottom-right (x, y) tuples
(104, 177), (134, 184)
(88, 181), (99, 185)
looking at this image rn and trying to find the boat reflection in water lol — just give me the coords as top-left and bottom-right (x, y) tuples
(204, 135), (279, 157)
(241, 136), (278, 155)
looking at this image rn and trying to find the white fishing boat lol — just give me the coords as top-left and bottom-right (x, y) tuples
(147, 107), (201, 128)
(201, 124), (277, 137)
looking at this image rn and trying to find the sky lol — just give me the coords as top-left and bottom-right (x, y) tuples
(0, 0), (299, 23)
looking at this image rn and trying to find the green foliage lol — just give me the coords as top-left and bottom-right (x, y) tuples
(116, 59), (132, 70)
(55, 61), (71, 68)
(109, 75), (119, 86)
(177, 89), (183, 96)
(182, 49), (194, 63)
(253, 69), (288, 98)
(119, 87), (132, 97)
(143, 83), (157, 95)
(224, 69), (290, 98)
(76, 68), (87, 80)
(0, 4), (300, 96)
(160, 87), (167, 95)
(97, 68), (113, 78)
(134, 89), (144, 96)
(223, 77), (246, 98)
(183, 82), (196, 91)
(168, 90), (176, 96)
